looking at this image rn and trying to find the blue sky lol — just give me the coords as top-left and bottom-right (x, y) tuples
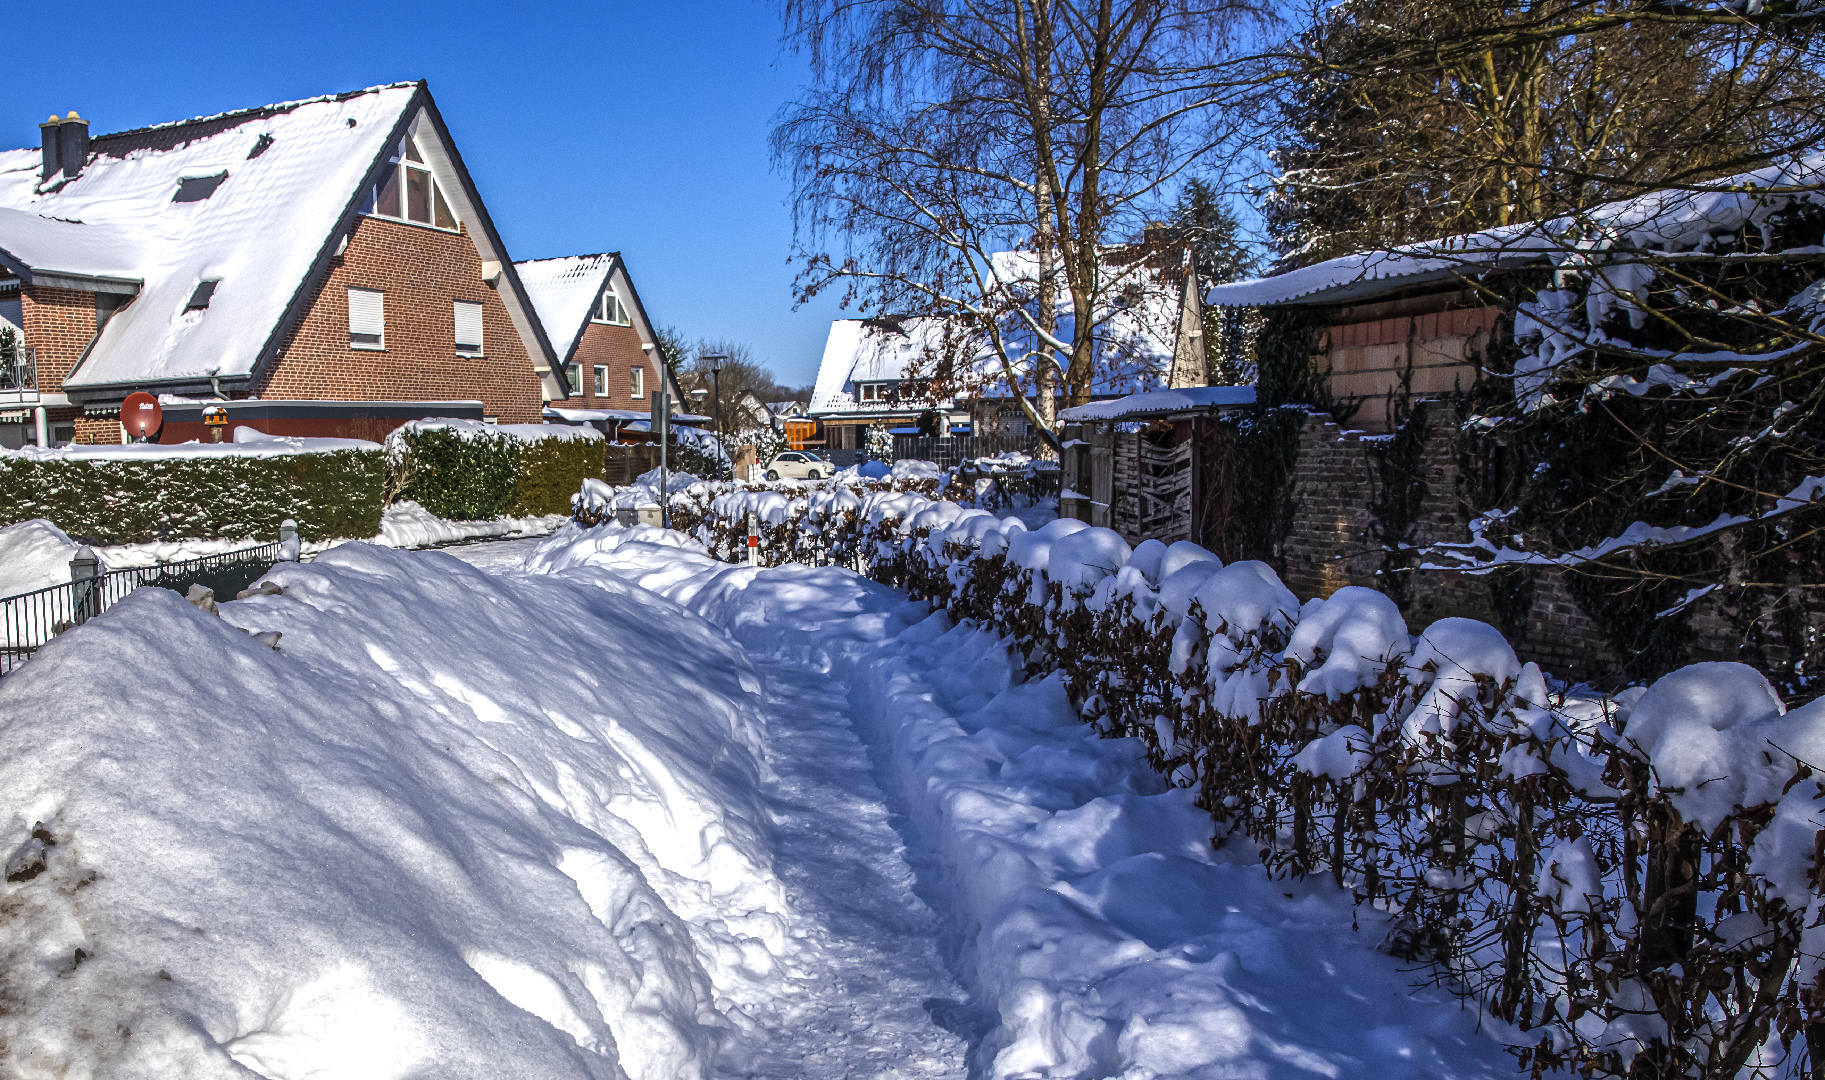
(5, 0), (843, 387)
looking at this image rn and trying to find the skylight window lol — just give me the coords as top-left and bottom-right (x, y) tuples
(360, 137), (459, 231)
(184, 280), (220, 311)
(173, 172), (229, 203)
(593, 288), (630, 326)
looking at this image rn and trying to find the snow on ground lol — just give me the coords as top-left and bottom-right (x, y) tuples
(532, 523), (1519, 1080)
(0, 518), (83, 596)
(0, 543), (811, 1079)
(371, 500), (568, 549)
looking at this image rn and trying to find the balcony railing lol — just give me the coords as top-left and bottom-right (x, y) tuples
(0, 343), (38, 405)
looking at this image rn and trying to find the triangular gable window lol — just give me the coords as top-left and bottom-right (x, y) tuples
(360, 136), (459, 231)
(592, 287), (631, 326)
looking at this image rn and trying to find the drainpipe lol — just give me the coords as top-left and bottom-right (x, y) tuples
(33, 405), (48, 447)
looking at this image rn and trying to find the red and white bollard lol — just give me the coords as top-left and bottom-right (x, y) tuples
(746, 509), (760, 567)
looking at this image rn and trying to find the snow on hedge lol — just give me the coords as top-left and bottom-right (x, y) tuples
(1, 427), (381, 460)
(0, 542), (802, 1079)
(387, 417), (604, 445)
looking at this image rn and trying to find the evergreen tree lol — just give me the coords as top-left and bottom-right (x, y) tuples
(1169, 179), (1261, 385)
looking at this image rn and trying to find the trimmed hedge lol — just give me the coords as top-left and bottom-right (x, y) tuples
(512, 436), (607, 516)
(388, 422), (605, 520)
(0, 450), (384, 543)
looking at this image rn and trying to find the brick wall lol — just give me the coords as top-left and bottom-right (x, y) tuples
(20, 285), (117, 444)
(20, 285), (95, 395)
(1273, 402), (1628, 684)
(259, 216), (544, 422)
(558, 320), (662, 410)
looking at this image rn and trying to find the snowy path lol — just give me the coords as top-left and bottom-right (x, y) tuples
(536, 527), (1523, 1080)
(734, 659), (968, 1078)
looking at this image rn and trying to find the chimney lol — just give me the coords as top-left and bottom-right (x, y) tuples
(39, 115), (61, 181)
(1143, 220), (1170, 251)
(56, 112), (89, 179)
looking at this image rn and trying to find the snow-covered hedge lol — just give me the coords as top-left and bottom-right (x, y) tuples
(0, 437), (384, 543)
(386, 420), (604, 520)
(658, 482), (1825, 1078)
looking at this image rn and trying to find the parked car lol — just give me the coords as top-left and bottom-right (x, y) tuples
(763, 451), (835, 480)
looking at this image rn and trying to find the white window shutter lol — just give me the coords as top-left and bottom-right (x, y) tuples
(454, 300), (484, 352)
(348, 288), (385, 345)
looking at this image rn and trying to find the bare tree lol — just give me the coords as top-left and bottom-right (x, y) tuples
(773, 0), (1269, 445)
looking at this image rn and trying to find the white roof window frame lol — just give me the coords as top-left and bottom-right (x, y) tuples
(359, 135), (461, 234)
(591, 286), (632, 326)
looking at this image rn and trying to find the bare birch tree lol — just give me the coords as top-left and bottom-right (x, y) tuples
(772, 0), (1268, 444)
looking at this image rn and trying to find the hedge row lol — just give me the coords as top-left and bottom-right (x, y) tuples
(636, 479), (1825, 1080)
(388, 423), (605, 520)
(0, 450), (384, 543)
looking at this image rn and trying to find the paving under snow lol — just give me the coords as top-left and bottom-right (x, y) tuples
(0, 522), (1522, 1079)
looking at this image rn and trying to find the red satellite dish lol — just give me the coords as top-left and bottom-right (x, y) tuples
(122, 392), (162, 438)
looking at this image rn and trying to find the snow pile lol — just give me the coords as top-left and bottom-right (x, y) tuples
(372, 500), (568, 548)
(0, 542), (805, 1079)
(555, 528), (1519, 1080)
(0, 519), (86, 598)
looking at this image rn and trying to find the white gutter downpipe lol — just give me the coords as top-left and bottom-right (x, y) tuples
(33, 405), (48, 447)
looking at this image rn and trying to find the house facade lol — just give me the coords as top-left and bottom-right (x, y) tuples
(803, 240), (1208, 450)
(516, 253), (678, 431)
(0, 83), (562, 447)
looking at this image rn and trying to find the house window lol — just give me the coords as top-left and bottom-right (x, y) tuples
(360, 137), (459, 231)
(592, 288), (631, 326)
(566, 363), (581, 396)
(454, 300), (483, 356)
(348, 288), (384, 349)
(629, 366), (644, 399)
(859, 383), (879, 402)
(593, 366), (607, 396)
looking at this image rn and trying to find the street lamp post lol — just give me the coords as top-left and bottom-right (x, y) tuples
(701, 353), (729, 434)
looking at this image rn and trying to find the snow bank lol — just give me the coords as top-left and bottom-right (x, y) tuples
(0, 542), (800, 1079)
(372, 500), (568, 548)
(0, 519), (85, 597)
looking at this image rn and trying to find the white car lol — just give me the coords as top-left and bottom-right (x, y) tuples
(763, 451), (835, 480)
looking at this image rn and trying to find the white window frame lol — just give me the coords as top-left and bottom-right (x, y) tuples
(592, 288), (632, 326)
(360, 136), (460, 233)
(593, 365), (607, 397)
(859, 383), (879, 402)
(629, 365), (644, 399)
(348, 287), (385, 350)
(454, 300), (484, 357)
(566, 363), (581, 397)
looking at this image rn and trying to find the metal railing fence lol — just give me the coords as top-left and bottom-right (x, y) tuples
(0, 539), (285, 676)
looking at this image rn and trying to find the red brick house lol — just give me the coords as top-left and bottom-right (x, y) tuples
(0, 82), (564, 447)
(515, 252), (681, 435)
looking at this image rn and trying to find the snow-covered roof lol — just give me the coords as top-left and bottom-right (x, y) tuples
(0, 207), (144, 288)
(0, 83), (561, 399)
(515, 253), (617, 362)
(1057, 385), (1256, 422)
(809, 248), (1193, 415)
(0, 85), (421, 390)
(1208, 153), (1825, 309)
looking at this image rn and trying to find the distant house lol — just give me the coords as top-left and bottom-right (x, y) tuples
(0, 82), (564, 448)
(516, 252), (683, 434)
(803, 238), (1208, 451)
